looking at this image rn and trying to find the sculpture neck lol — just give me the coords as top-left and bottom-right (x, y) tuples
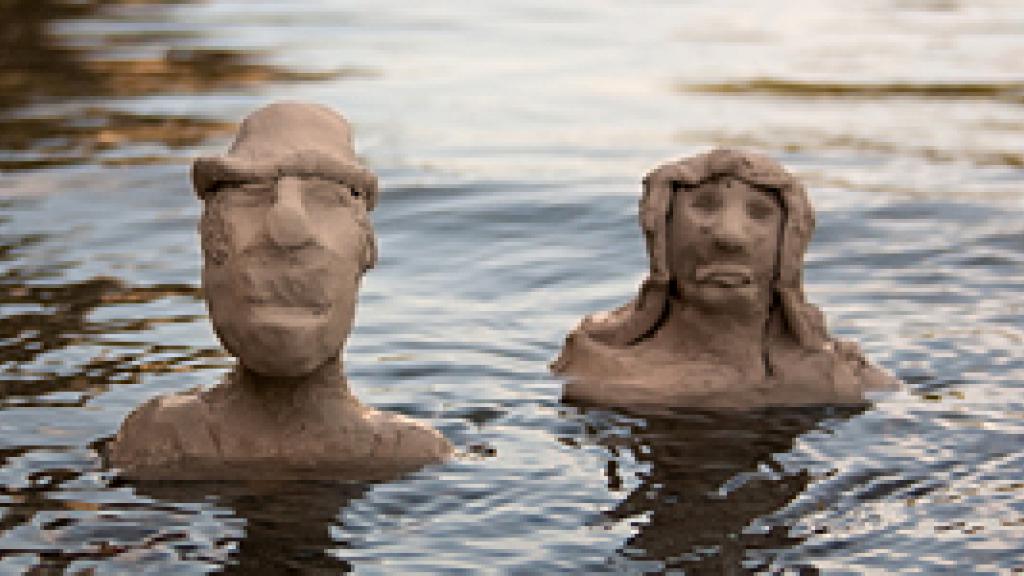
(230, 356), (352, 407)
(660, 296), (770, 379)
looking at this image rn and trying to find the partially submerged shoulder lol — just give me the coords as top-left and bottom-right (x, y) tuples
(769, 338), (899, 404)
(106, 388), (219, 473)
(106, 385), (451, 480)
(552, 322), (625, 378)
(554, 326), (732, 408)
(828, 339), (901, 395)
(554, 324), (900, 408)
(359, 407), (453, 462)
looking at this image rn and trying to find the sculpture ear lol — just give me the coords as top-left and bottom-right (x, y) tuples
(356, 176), (378, 273)
(198, 203), (229, 265)
(361, 233), (377, 272)
(357, 213), (377, 272)
(361, 177), (379, 212)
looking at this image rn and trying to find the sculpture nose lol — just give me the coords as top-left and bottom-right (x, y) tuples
(266, 177), (315, 249)
(711, 206), (750, 253)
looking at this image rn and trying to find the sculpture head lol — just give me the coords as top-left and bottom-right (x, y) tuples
(191, 102), (379, 377)
(582, 148), (828, 350)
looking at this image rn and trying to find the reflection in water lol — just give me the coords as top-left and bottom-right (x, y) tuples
(0, 111), (237, 171)
(0, 225), (231, 572)
(674, 78), (1024, 170)
(679, 128), (1024, 170)
(0, 460), (372, 573)
(0, 0), (373, 170)
(576, 405), (864, 572)
(0, 237), (211, 406)
(0, 0), (100, 109)
(686, 78), (1024, 102)
(132, 480), (371, 575)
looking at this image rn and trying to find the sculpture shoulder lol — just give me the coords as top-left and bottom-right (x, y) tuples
(106, 384), (451, 480)
(553, 325), (900, 408)
(828, 339), (901, 395)
(552, 322), (630, 380)
(106, 388), (219, 473)
(553, 327), (739, 407)
(357, 407), (452, 462)
(769, 338), (899, 404)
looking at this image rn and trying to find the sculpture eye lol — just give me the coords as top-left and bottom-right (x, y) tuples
(222, 181), (272, 207)
(304, 179), (351, 206)
(691, 190), (721, 212)
(746, 198), (777, 221)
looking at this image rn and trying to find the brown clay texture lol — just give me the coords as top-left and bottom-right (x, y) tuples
(108, 102), (451, 479)
(553, 148), (899, 409)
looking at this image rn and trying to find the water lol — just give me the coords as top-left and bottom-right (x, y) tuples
(1, 0), (1022, 573)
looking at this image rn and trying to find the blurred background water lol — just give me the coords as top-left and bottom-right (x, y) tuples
(0, 0), (1022, 573)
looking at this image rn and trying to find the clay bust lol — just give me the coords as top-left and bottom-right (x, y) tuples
(553, 148), (898, 408)
(108, 102), (451, 479)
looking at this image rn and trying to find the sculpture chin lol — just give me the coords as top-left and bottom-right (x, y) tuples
(231, 319), (337, 377)
(210, 302), (354, 378)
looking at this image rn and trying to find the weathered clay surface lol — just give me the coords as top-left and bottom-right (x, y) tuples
(108, 102), (451, 479)
(553, 148), (898, 409)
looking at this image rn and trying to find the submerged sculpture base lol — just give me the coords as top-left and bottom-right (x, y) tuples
(107, 372), (451, 481)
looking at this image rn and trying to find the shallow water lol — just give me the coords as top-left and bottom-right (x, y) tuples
(1, 0), (1023, 573)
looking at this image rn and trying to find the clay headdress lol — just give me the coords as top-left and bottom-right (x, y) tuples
(577, 148), (829, 351)
(191, 101), (378, 209)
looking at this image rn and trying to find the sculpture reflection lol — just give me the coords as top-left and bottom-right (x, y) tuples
(575, 405), (863, 572)
(554, 148), (898, 408)
(108, 102), (451, 480)
(135, 479), (367, 575)
(0, 0), (335, 171)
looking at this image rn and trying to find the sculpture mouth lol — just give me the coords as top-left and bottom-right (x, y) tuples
(249, 303), (331, 326)
(237, 256), (339, 316)
(695, 264), (753, 288)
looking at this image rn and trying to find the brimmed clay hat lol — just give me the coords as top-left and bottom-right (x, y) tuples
(191, 101), (378, 210)
(579, 148), (829, 351)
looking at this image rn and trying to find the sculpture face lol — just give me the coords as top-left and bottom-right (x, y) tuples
(668, 176), (782, 316)
(201, 175), (367, 377)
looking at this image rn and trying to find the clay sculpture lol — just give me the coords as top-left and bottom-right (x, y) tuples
(108, 102), (451, 479)
(553, 148), (898, 408)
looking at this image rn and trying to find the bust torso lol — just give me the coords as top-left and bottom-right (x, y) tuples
(556, 325), (891, 409)
(108, 373), (451, 480)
